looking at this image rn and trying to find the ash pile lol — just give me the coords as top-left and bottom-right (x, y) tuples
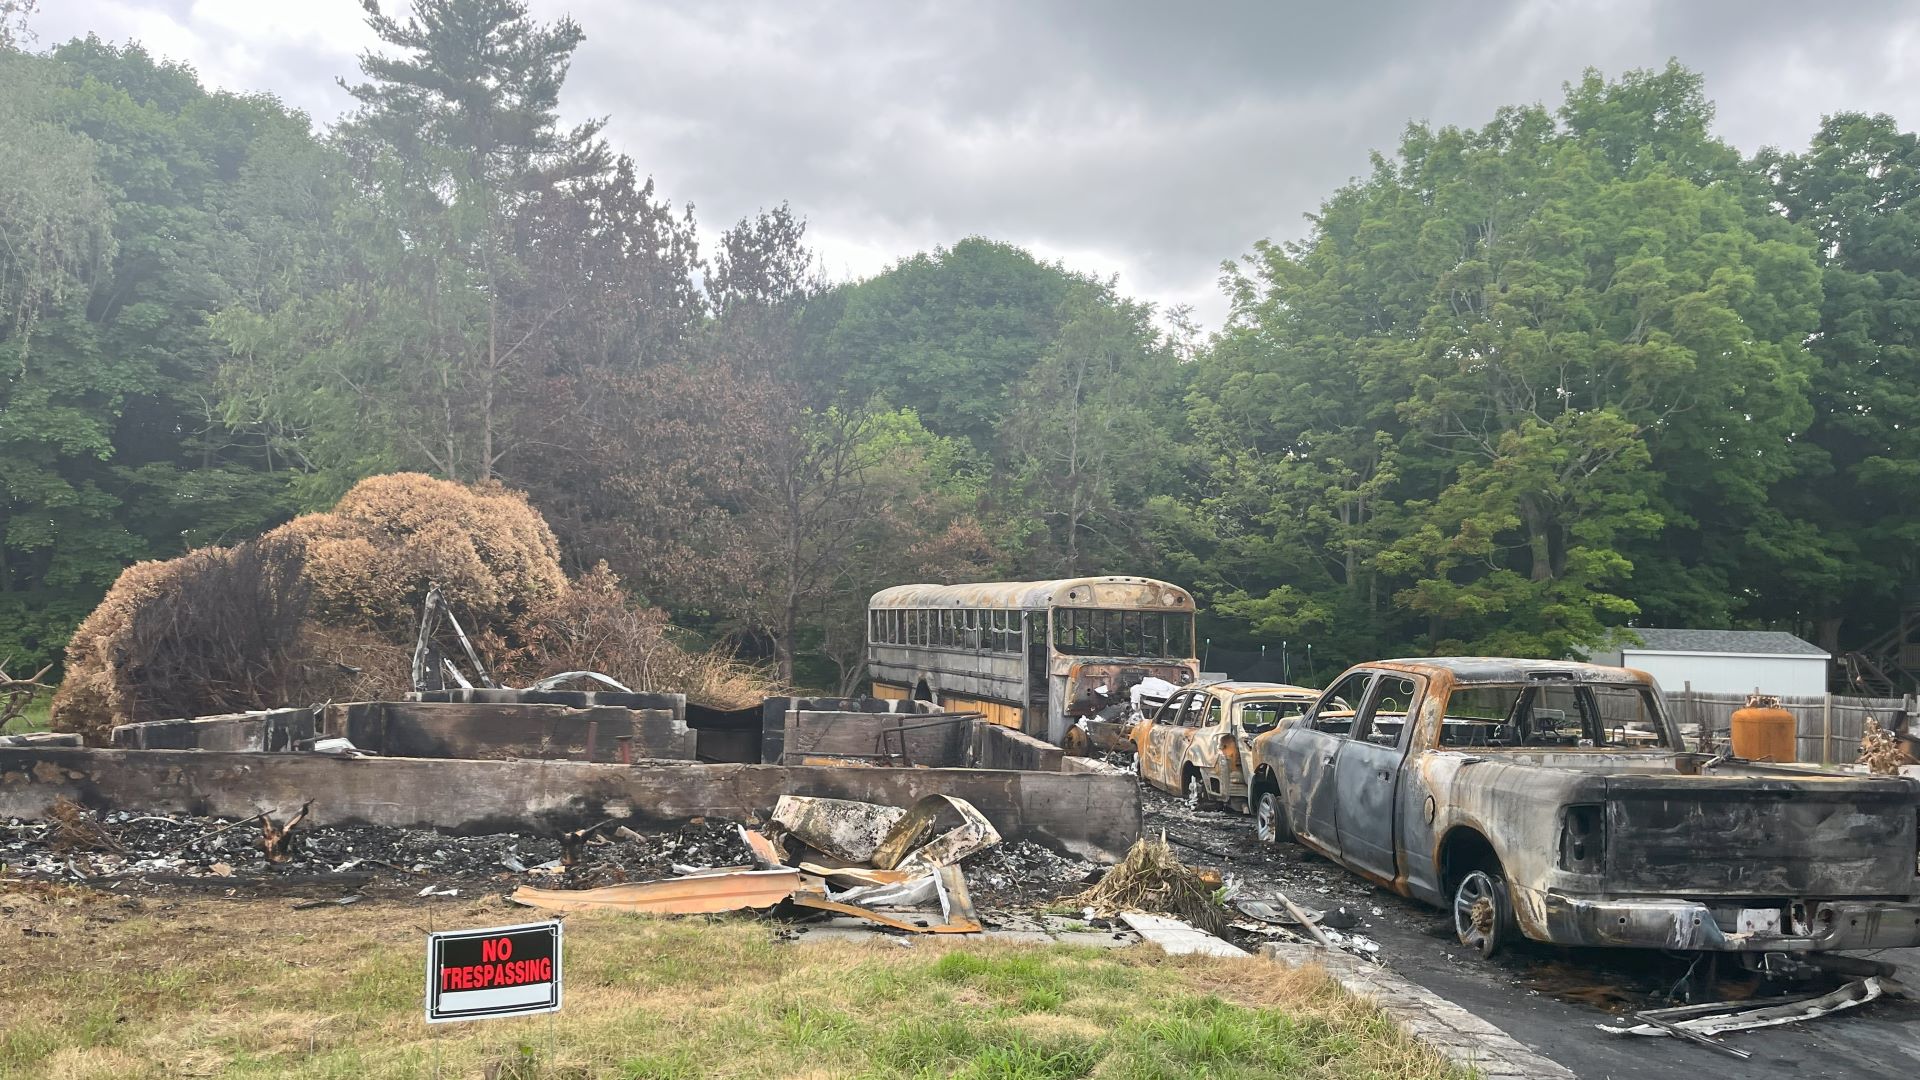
(0, 798), (754, 894)
(0, 795), (1099, 929)
(1136, 787), (1387, 960)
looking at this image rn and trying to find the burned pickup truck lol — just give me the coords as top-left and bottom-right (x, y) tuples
(1246, 658), (1920, 962)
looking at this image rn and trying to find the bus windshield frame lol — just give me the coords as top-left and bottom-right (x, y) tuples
(1050, 607), (1195, 660)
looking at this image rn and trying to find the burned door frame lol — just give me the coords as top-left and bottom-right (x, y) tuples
(1286, 670), (1376, 856)
(1138, 688), (1202, 793)
(1197, 693), (1240, 803)
(1330, 671), (1424, 885)
(1024, 610), (1053, 739)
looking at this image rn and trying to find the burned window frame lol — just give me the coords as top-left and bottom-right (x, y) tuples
(1436, 681), (1672, 749)
(1049, 607), (1197, 659)
(1237, 696), (1311, 735)
(1307, 671), (1374, 738)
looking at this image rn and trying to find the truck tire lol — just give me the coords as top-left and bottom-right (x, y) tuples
(1453, 866), (1516, 959)
(1254, 788), (1290, 844)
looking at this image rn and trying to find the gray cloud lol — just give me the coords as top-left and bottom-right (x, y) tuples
(32, 0), (1920, 323)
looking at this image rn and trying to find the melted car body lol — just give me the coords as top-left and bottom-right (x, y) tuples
(1246, 658), (1920, 957)
(1132, 681), (1319, 810)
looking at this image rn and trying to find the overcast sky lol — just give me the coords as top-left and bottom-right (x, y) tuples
(33, 1), (1920, 325)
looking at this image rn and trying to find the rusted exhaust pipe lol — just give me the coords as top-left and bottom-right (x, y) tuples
(616, 735), (633, 765)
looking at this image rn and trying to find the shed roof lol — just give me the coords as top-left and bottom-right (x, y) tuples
(1620, 628), (1829, 658)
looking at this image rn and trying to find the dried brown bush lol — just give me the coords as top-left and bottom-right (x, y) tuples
(50, 537), (312, 742)
(287, 622), (415, 705)
(270, 473), (567, 638)
(54, 475), (774, 741)
(52, 557), (198, 743)
(48, 796), (121, 853)
(120, 535), (312, 725)
(1068, 834), (1228, 935)
(502, 562), (782, 709)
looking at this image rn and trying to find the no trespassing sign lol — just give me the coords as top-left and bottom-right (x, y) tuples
(426, 920), (563, 1023)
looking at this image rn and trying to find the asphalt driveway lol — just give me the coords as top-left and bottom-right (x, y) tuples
(1141, 789), (1920, 1079)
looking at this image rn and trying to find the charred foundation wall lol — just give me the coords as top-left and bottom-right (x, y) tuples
(967, 722), (1068, 772)
(326, 702), (696, 762)
(110, 707), (317, 752)
(0, 748), (1140, 862)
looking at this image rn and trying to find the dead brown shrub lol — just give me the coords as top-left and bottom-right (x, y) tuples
(119, 535), (312, 725)
(287, 622), (415, 705)
(51, 537), (312, 741)
(54, 475), (775, 740)
(1068, 834), (1228, 934)
(270, 473), (568, 638)
(47, 796), (121, 853)
(502, 563), (783, 709)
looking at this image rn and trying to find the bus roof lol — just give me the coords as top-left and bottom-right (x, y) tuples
(869, 576), (1194, 612)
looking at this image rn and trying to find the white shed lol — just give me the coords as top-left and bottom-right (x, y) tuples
(1589, 628), (1831, 697)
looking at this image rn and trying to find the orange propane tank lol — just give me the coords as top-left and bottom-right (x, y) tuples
(1730, 695), (1796, 762)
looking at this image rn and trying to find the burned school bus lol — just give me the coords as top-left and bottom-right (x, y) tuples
(868, 577), (1198, 744)
(1246, 658), (1920, 962)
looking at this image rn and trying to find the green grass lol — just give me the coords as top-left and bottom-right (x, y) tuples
(0, 886), (1462, 1079)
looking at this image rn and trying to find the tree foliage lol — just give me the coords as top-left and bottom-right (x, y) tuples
(1202, 63), (1821, 659)
(11, 6), (1920, 696)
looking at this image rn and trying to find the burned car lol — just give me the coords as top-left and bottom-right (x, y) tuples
(1246, 658), (1920, 961)
(1132, 681), (1319, 809)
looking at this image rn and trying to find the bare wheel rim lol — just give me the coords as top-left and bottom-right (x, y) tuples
(1185, 773), (1203, 808)
(1255, 793), (1277, 840)
(1453, 870), (1498, 953)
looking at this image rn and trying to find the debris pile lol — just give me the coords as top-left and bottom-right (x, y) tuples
(960, 839), (1097, 910)
(1067, 834), (1228, 935)
(509, 793), (1003, 934)
(1859, 718), (1911, 774)
(0, 807), (761, 889)
(0, 795), (1130, 938)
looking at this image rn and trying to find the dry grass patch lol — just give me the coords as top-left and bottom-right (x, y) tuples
(0, 885), (1462, 1079)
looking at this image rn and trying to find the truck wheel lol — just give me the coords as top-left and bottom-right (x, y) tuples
(1453, 867), (1515, 959)
(1254, 788), (1290, 844)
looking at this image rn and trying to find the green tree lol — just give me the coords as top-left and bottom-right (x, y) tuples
(1, 41), (308, 670)
(1194, 65), (1822, 661)
(1005, 286), (1185, 574)
(1760, 112), (1920, 651)
(219, 0), (607, 488)
(819, 238), (1080, 448)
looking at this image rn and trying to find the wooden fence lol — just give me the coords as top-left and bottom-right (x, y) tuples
(1660, 686), (1911, 765)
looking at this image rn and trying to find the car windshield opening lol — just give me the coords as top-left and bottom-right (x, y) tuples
(1439, 683), (1669, 748)
(1239, 698), (1308, 734)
